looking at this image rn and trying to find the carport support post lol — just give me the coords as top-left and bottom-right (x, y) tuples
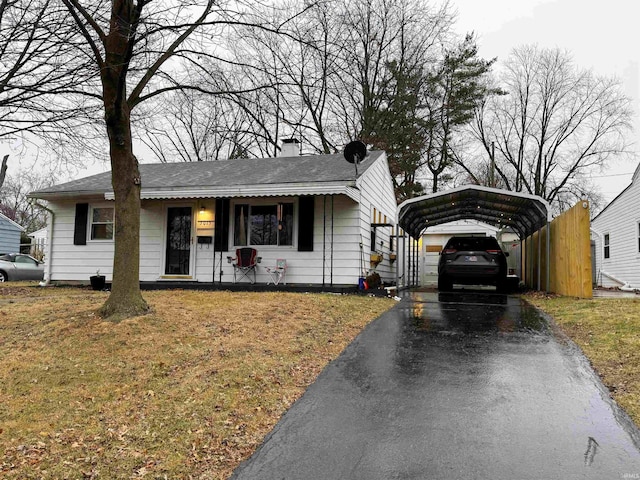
(528, 236), (533, 289)
(402, 234), (407, 288)
(394, 227), (399, 290)
(408, 236), (413, 286)
(537, 230), (541, 291)
(411, 236), (416, 286)
(413, 239), (420, 287)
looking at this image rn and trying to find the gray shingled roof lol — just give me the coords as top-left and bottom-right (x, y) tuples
(30, 152), (383, 199)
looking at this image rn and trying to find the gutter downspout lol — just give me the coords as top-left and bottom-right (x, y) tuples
(599, 270), (636, 290)
(590, 227), (603, 288)
(31, 201), (54, 286)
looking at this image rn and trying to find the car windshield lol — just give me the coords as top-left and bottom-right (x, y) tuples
(445, 237), (501, 251)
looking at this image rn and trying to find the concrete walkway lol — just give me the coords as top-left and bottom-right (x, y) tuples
(232, 290), (640, 480)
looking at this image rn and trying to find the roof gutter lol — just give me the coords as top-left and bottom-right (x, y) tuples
(27, 190), (108, 201)
(103, 183), (361, 202)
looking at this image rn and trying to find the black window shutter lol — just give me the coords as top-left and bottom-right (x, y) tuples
(298, 196), (314, 251)
(214, 198), (230, 251)
(73, 203), (89, 245)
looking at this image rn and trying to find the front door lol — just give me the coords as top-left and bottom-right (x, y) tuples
(165, 206), (192, 275)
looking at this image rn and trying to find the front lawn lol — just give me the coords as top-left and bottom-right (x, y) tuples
(0, 285), (394, 479)
(526, 293), (640, 427)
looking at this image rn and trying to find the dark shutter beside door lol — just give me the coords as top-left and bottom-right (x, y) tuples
(73, 203), (89, 245)
(214, 198), (230, 251)
(298, 196), (314, 252)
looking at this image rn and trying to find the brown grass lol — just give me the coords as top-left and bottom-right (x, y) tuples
(0, 284), (394, 479)
(525, 293), (640, 426)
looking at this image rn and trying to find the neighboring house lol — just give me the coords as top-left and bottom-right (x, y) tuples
(29, 150), (398, 287)
(0, 212), (24, 254)
(27, 227), (48, 260)
(591, 162), (640, 289)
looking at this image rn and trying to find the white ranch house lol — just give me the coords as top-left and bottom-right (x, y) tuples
(29, 150), (399, 288)
(591, 162), (640, 290)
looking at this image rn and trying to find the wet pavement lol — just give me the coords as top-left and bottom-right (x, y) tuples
(232, 289), (640, 480)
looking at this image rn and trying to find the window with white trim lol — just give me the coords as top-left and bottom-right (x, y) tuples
(603, 233), (610, 259)
(234, 202), (294, 246)
(90, 207), (114, 240)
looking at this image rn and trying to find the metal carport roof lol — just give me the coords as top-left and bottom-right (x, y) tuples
(398, 185), (552, 240)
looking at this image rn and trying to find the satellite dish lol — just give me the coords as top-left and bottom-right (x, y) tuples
(343, 140), (367, 164)
(343, 140), (367, 176)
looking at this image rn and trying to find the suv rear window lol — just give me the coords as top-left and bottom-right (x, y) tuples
(444, 237), (502, 251)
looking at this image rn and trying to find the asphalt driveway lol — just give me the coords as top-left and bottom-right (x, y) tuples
(232, 290), (640, 480)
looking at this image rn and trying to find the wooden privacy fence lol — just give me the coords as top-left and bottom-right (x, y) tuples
(522, 201), (592, 298)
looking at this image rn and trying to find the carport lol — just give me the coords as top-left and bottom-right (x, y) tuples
(397, 185), (552, 291)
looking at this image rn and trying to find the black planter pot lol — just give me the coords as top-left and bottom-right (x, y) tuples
(90, 275), (106, 291)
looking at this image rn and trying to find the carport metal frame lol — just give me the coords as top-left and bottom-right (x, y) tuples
(397, 185), (552, 292)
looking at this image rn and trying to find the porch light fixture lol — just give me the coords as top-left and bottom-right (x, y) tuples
(200, 205), (206, 214)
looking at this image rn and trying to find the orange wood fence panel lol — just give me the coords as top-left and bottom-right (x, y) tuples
(523, 201), (592, 298)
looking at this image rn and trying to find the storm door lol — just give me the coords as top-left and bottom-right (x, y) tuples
(165, 206), (192, 275)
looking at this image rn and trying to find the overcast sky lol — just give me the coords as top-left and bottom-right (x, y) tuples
(451, 0), (640, 202)
(4, 0), (638, 203)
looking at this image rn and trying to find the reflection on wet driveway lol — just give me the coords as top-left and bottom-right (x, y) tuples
(232, 290), (640, 480)
(408, 290), (547, 334)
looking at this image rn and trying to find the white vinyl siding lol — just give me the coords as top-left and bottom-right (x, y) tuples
(592, 165), (640, 289)
(44, 152), (400, 286)
(47, 200), (115, 281)
(356, 153), (399, 284)
(139, 202), (164, 280)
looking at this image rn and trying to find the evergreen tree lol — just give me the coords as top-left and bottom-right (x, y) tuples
(423, 34), (495, 192)
(361, 60), (428, 202)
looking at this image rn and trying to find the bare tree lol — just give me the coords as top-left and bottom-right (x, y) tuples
(470, 45), (633, 212)
(421, 34), (495, 193)
(140, 90), (253, 162)
(57, 0), (311, 318)
(224, 0), (456, 163)
(146, 0), (457, 167)
(0, 0), (99, 178)
(0, 167), (57, 232)
(1, 0), (87, 137)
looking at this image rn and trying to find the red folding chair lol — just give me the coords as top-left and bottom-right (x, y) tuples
(229, 247), (259, 283)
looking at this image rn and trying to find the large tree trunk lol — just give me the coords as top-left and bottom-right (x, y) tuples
(98, 97), (149, 319)
(99, 99), (149, 319)
(0, 155), (8, 191)
(98, 0), (149, 320)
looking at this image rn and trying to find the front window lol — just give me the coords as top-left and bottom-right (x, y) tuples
(234, 203), (293, 246)
(604, 233), (610, 259)
(91, 207), (114, 240)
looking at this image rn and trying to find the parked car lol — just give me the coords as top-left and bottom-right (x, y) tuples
(438, 236), (509, 292)
(0, 253), (45, 282)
